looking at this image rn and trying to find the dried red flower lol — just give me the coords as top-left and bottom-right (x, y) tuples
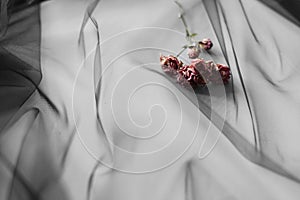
(208, 63), (231, 84)
(190, 58), (211, 80)
(177, 64), (206, 87)
(160, 55), (183, 76)
(199, 38), (213, 50)
(217, 64), (231, 84)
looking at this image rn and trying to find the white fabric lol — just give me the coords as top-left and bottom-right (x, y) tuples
(2, 0), (300, 199)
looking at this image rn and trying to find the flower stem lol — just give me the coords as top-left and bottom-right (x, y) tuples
(174, 1), (191, 39)
(176, 46), (187, 57)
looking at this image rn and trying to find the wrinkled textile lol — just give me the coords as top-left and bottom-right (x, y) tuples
(0, 0), (300, 199)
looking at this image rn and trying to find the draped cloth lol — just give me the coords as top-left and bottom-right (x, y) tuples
(0, 0), (300, 199)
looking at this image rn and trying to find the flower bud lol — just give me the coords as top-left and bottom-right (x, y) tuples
(199, 38), (213, 50)
(187, 46), (201, 59)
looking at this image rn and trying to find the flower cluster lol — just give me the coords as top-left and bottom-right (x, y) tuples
(168, 1), (228, 88)
(160, 55), (231, 88)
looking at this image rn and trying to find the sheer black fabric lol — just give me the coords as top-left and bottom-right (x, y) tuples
(0, 1), (68, 200)
(200, 0), (300, 181)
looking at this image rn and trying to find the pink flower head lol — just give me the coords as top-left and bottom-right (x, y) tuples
(191, 58), (207, 71)
(217, 64), (231, 84)
(209, 63), (231, 84)
(199, 38), (213, 50)
(190, 58), (210, 81)
(177, 64), (206, 87)
(160, 55), (183, 76)
(187, 46), (201, 59)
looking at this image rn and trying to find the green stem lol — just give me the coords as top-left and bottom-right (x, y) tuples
(174, 1), (191, 39)
(176, 46), (188, 57)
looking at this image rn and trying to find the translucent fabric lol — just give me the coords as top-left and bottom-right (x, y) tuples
(0, 0), (300, 199)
